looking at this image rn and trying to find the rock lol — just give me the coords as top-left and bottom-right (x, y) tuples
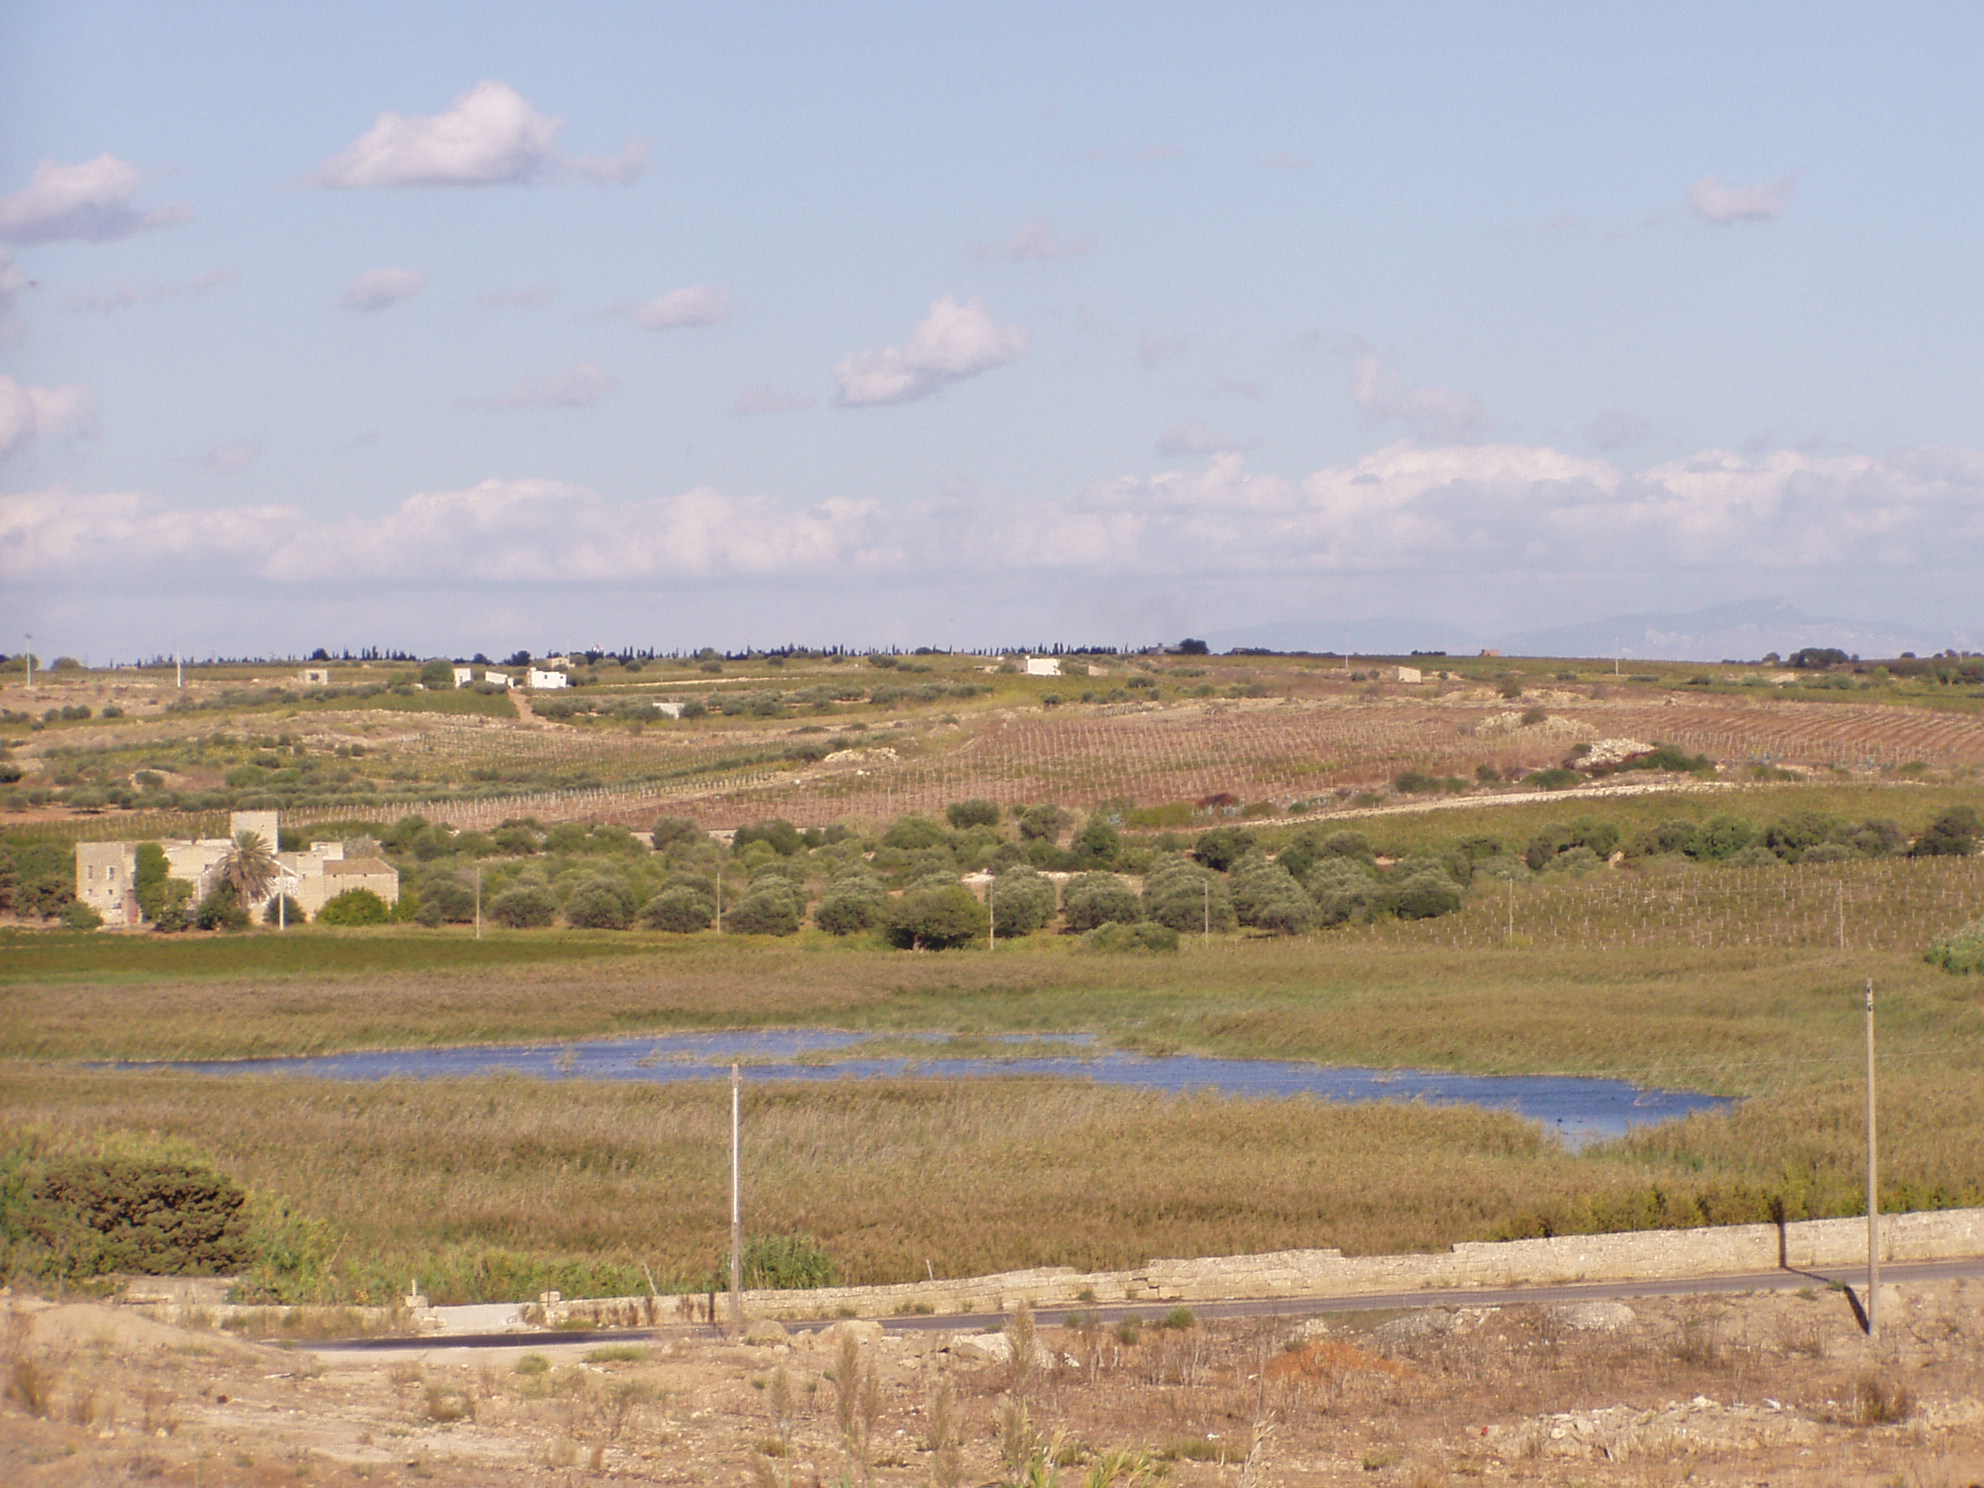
(1553, 1301), (1636, 1333)
(742, 1320), (790, 1346)
(943, 1331), (1055, 1370)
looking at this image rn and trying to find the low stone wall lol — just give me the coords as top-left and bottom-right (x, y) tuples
(546, 1206), (1984, 1330)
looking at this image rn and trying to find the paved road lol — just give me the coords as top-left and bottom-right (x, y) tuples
(312, 1255), (1984, 1354)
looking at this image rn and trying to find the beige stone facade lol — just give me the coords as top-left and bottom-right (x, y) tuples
(74, 810), (398, 927)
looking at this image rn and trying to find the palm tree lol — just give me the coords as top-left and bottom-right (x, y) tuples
(217, 830), (280, 907)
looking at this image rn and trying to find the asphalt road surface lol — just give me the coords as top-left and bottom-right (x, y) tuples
(313, 1254), (1984, 1354)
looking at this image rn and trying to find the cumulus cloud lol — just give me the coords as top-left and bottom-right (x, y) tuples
(1155, 420), (1255, 456)
(630, 285), (733, 330)
(731, 385), (815, 415)
(18, 443), (1983, 601)
(971, 217), (1094, 262)
(0, 376), (98, 461)
(1687, 173), (1797, 225)
(833, 296), (1028, 407)
(318, 81), (563, 188)
(0, 155), (190, 243)
(1351, 351), (1488, 442)
(341, 267), (426, 312)
(467, 363), (615, 409)
(67, 267), (239, 314)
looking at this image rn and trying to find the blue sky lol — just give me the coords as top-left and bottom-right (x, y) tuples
(4, 2), (1982, 659)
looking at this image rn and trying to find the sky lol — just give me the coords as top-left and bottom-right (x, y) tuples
(4, 2), (1983, 661)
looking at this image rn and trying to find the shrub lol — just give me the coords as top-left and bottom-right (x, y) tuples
(641, 885), (716, 932)
(1061, 872), (1143, 932)
(1230, 854), (1313, 934)
(1071, 815), (1120, 866)
(1017, 804), (1072, 842)
(487, 885), (556, 928)
(1309, 859), (1384, 925)
(1145, 857), (1234, 933)
(1687, 814), (1759, 861)
(194, 885), (251, 931)
(565, 880), (632, 930)
(988, 866), (1056, 937)
(884, 882), (986, 950)
(734, 818), (804, 856)
(738, 1233), (838, 1290)
(1925, 920), (1984, 975)
(1389, 870), (1464, 920)
(946, 799), (1001, 829)
(1911, 807), (1981, 858)
(814, 874), (887, 935)
(726, 879), (803, 936)
(419, 874), (478, 923)
(1525, 768), (1580, 790)
(1081, 921), (1180, 953)
(882, 814), (949, 851)
(650, 817), (704, 850)
(262, 894), (306, 926)
(59, 899), (103, 930)
(1192, 826), (1254, 871)
(23, 1158), (253, 1278)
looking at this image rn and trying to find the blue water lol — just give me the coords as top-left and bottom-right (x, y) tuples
(112, 1030), (1729, 1148)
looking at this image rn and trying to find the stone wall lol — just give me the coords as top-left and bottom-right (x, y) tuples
(547, 1206), (1984, 1329)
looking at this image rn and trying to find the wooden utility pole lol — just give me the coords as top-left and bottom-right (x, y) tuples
(729, 1064), (744, 1335)
(474, 865), (482, 941)
(1864, 979), (1880, 1339)
(987, 877), (995, 952)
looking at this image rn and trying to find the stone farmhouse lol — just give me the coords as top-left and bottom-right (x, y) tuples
(75, 810), (400, 928)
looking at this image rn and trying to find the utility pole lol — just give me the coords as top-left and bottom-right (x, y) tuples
(729, 1063), (744, 1335)
(1864, 978), (1880, 1340)
(714, 868), (723, 935)
(23, 635), (32, 691)
(475, 865), (482, 941)
(1506, 876), (1514, 941)
(987, 876), (995, 952)
(1202, 879), (1211, 942)
(175, 649), (183, 689)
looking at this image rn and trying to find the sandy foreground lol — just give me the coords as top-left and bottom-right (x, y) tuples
(3, 1282), (1981, 1486)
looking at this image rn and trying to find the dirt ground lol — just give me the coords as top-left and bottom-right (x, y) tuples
(2, 1282), (1980, 1487)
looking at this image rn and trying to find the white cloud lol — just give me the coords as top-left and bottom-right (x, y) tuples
(1687, 173), (1797, 225)
(631, 285), (733, 330)
(0, 155), (190, 244)
(971, 218), (1094, 262)
(1137, 334), (1187, 370)
(18, 444), (1982, 600)
(569, 138), (650, 184)
(67, 267), (239, 313)
(188, 440), (261, 474)
(731, 385), (815, 415)
(341, 267), (426, 313)
(1587, 410), (1649, 451)
(467, 363), (615, 409)
(0, 376), (98, 461)
(833, 296), (1028, 407)
(1155, 420), (1254, 457)
(318, 81), (563, 188)
(1351, 351), (1489, 442)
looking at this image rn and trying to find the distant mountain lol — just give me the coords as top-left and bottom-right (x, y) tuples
(1498, 598), (1965, 664)
(1199, 616), (1484, 656)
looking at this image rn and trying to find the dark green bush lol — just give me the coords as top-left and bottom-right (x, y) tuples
(733, 818), (804, 856)
(487, 885), (556, 928)
(988, 866), (1056, 936)
(1081, 921), (1180, 953)
(641, 885), (715, 932)
(1925, 920), (1984, 975)
(564, 880), (632, 930)
(1060, 872), (1143, 932)
(725, 879), (803, 936)
(17, 1158), (253, 1279)
(945, 798), (1001, 829)
(1912, 808), (1981, 858)
(1144, 857), (1234, 933)
(883, 882), (985, 950)
(1192, 826), (1254, 872)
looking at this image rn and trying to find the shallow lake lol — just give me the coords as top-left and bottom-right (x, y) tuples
(119, 1030), (1730, 1148)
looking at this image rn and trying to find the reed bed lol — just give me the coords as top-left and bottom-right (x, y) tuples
(4, 1068), (1978, 1305)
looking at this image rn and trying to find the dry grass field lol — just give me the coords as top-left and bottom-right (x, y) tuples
(3, 1283), (1980, 1486)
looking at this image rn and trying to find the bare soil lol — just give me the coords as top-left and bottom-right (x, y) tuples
(4, 1281), (1980, 1486)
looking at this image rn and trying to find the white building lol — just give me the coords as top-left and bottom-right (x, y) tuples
(1384, 665), (1424, 684)
(299, 668), (331, 686)
(1023, 656), (1063, 677)
(480, 670), (512, 688)
(527, 668), (570, 690)
(651, 699), (685, 718)
(452, 665), (475, 686)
